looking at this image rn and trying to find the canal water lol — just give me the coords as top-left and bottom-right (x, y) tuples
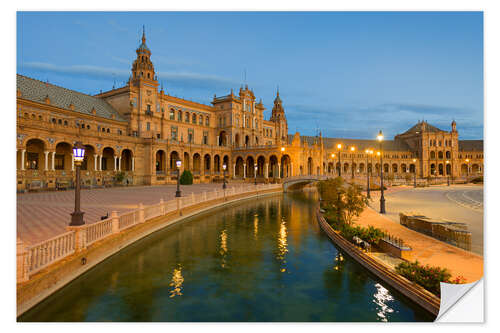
(19, 191), (435, 322)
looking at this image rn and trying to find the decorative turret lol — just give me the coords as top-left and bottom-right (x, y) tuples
(270, 88), (288, 144)
(452, 120), (457, 132)
(131, 26), (156, 82)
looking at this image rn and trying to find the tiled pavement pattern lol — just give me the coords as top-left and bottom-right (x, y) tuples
(18, 183), (253, 245)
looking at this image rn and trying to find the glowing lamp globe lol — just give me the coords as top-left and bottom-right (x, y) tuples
(223, 164), (227, 171)
(176, 160), (182, 169)
(72, 141), (85, 163)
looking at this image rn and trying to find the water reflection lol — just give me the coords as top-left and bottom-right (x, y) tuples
(219, 229), (228, 268)
(373, 283), (395, 322)
(277, 218), (289, 272)
(169, 265), (184, 298)
(253, 214), (259, 240)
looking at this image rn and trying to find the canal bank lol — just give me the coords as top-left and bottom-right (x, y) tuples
(17, 184), (282, 317)
(19, 191), (434, 322)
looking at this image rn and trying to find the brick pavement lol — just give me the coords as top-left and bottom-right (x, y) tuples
(354, 206), (484, 282)
(17, 183), (254, 245)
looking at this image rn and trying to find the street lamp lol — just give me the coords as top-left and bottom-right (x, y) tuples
(412, 158), (417, 188)
(466, 158), (470, 183)
(337, 143), (342, 177)
(331, 153), (335, 177)
(377, 130), (386, 214)
(175, 159), (182, 197)
(254, 163), (258, 185)
(70, 141), (86, 226)
(280, 147), (285, 179)
(222, 163), (227, 189)
(350, 146), (356, 180)
(365, 149), (373, 199)
(446, 160), (450, 186)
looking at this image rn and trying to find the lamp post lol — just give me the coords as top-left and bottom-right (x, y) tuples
(377, 130), (386, 214)
(222, 163), (227, 189)
(446, 160), (450, 186)
(365, 149), (373, 199)
(254, 163), (257, 185)
(412, 158), (417, 188)
(70, 141), (86, 226)
(280, 146), (285, 179)
(331, 153), (335, 177)
(175, 159), (182, 197)
(466, 158), (470, 183)
(337, 143), (342, 177)
(350, 146), (356, 181)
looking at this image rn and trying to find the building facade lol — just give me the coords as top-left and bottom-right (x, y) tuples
(16, 30), (484, 191)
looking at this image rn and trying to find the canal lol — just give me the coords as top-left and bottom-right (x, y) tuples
(19, 191), (435, 322)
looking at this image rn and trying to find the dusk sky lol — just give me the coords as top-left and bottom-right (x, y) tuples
(16, 11), (483, 140)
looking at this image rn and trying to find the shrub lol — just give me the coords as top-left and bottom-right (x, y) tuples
(395, 260), (454, 296)
(180, 170), (193, 185)
(114, 171), (125, 184)
(471, 176), (483, 184)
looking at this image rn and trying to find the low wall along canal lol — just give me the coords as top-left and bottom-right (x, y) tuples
(19, 190), (435, 322)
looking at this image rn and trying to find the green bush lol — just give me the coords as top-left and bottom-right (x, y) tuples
(180, 170), (193, 185)
(114, 171), (125, 184)
(395, 260), (452, 296)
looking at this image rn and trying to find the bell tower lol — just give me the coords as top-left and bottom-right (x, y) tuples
(131, 26), (157, 83)
(270, 88), (288, 144)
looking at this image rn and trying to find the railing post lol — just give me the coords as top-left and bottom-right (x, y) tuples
(111, 211), (119, 234)
(191, 192), (195, 205)
(138, 203), (145, 223)
(160, 198), (165, 215)
(67, 225), (87, 251)
(17, 238), (29, 283)
(203, 191), (207, 201)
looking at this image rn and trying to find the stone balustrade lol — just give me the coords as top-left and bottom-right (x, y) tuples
(17, 183), (281, 283)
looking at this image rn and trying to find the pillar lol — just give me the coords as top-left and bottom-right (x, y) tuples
(233, 163), (236, 179)
(99, 155), (102, 171)
(243, 163), (246, 179)
(265, 163), (268, 179)
(21, 149), (26, 171)
(132, 157), (135, 171)
(114, 156), (117, 171)
(94, 154), (98, 171)
(51, 151), (55, 170)
(71, 153), (75, 171)
(118, 157), (122, 171)
(277, 163), (281, 179)
(44, 151), (49, 170)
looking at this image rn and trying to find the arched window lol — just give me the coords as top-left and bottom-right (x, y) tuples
(178, 111), (182, 121)
(185, 112), (189, 122)
(169, 109), (175, 120)
(192, 114), (197, 124)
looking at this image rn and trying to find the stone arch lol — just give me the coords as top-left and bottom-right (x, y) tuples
(472, 164), (479, 173)
(257, 155), (266, 177)
(461, 163), (468, 175)
(246, 155), (255, 178)
(155, 150), (166, 173)
(204, 154), (211, 173)
(343, 162), (349, 173)
(245, 135), (250, 147)
(438, 163), (444, 175)
(223, 155), (230, 174)
(170, 151), (180, 170)
(193, 153), (201, 173)
(102, 147), (115, 171)
(218, 131), (227, 146)
(446, 151), (451, 159)
(430, 163), (436, 175)
(409, 164), (416, 173)
(214, 154), (221, 173)
(183, 152), (190, 170)
(121, 149), (133, 171)
(25, 138), (47, 170)
(401, 164), (407, 173)
(307, 157), (313, 175)
(359, 163), (365, 173)
(82, 144), (96, 171)
(446, 163), (451, 175)
(383, 163), (389, 173)
(328, 162), (334, 174)
(54, 141), (72, 171)
(392, 163), (398, 173)
(281, 154), (291, 178)
(269, 155), (278, 178)
(235, 156), (244, 178)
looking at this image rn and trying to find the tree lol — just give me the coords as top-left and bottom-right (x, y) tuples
(180, 170), (193, 185)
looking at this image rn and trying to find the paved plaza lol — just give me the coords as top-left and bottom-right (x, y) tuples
(368, 184), (484, 255)
(17, 182), (252, 245)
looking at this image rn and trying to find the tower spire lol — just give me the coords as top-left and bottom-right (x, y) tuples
(142, 25), (146, 44)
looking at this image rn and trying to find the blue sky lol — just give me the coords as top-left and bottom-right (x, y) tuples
(16, 11), (483, 139)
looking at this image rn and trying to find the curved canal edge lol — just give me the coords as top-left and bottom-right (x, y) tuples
(316, 208), (441, 317)
(17, 186), (282, 317)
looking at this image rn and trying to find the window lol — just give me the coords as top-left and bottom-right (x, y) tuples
(146, 122), (151, 131)
(118, 129), (122, 135)
(52, 118), (56, 124)
(203, 131), (208, 145)
(192, 114), (197, 124)
(170, 109), (175, 120)
(58, 119), (62, 125)
(178, 111), (182, 121)
(102, 127), (105, 132)
(171, 126), (178, 141)
(64, 120), (68, 126)
(102, 157), (107, 171)
(199, 115), (203, 125)
(106, 128), (109, 133)
(205, 117), (209, 126)
(27, 152), (38, 169)
(55, 154), (65, 170)
(185, 112), (189, 122)
(147, 104), (151, 112)
(188, 129), (194, 143)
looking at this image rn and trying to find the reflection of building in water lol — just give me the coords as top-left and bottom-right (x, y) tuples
(276, 218), (289, 272)
(373, 283), (395, 322)
(219, 229), (228, 268)
(169, 265), (184, 298)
